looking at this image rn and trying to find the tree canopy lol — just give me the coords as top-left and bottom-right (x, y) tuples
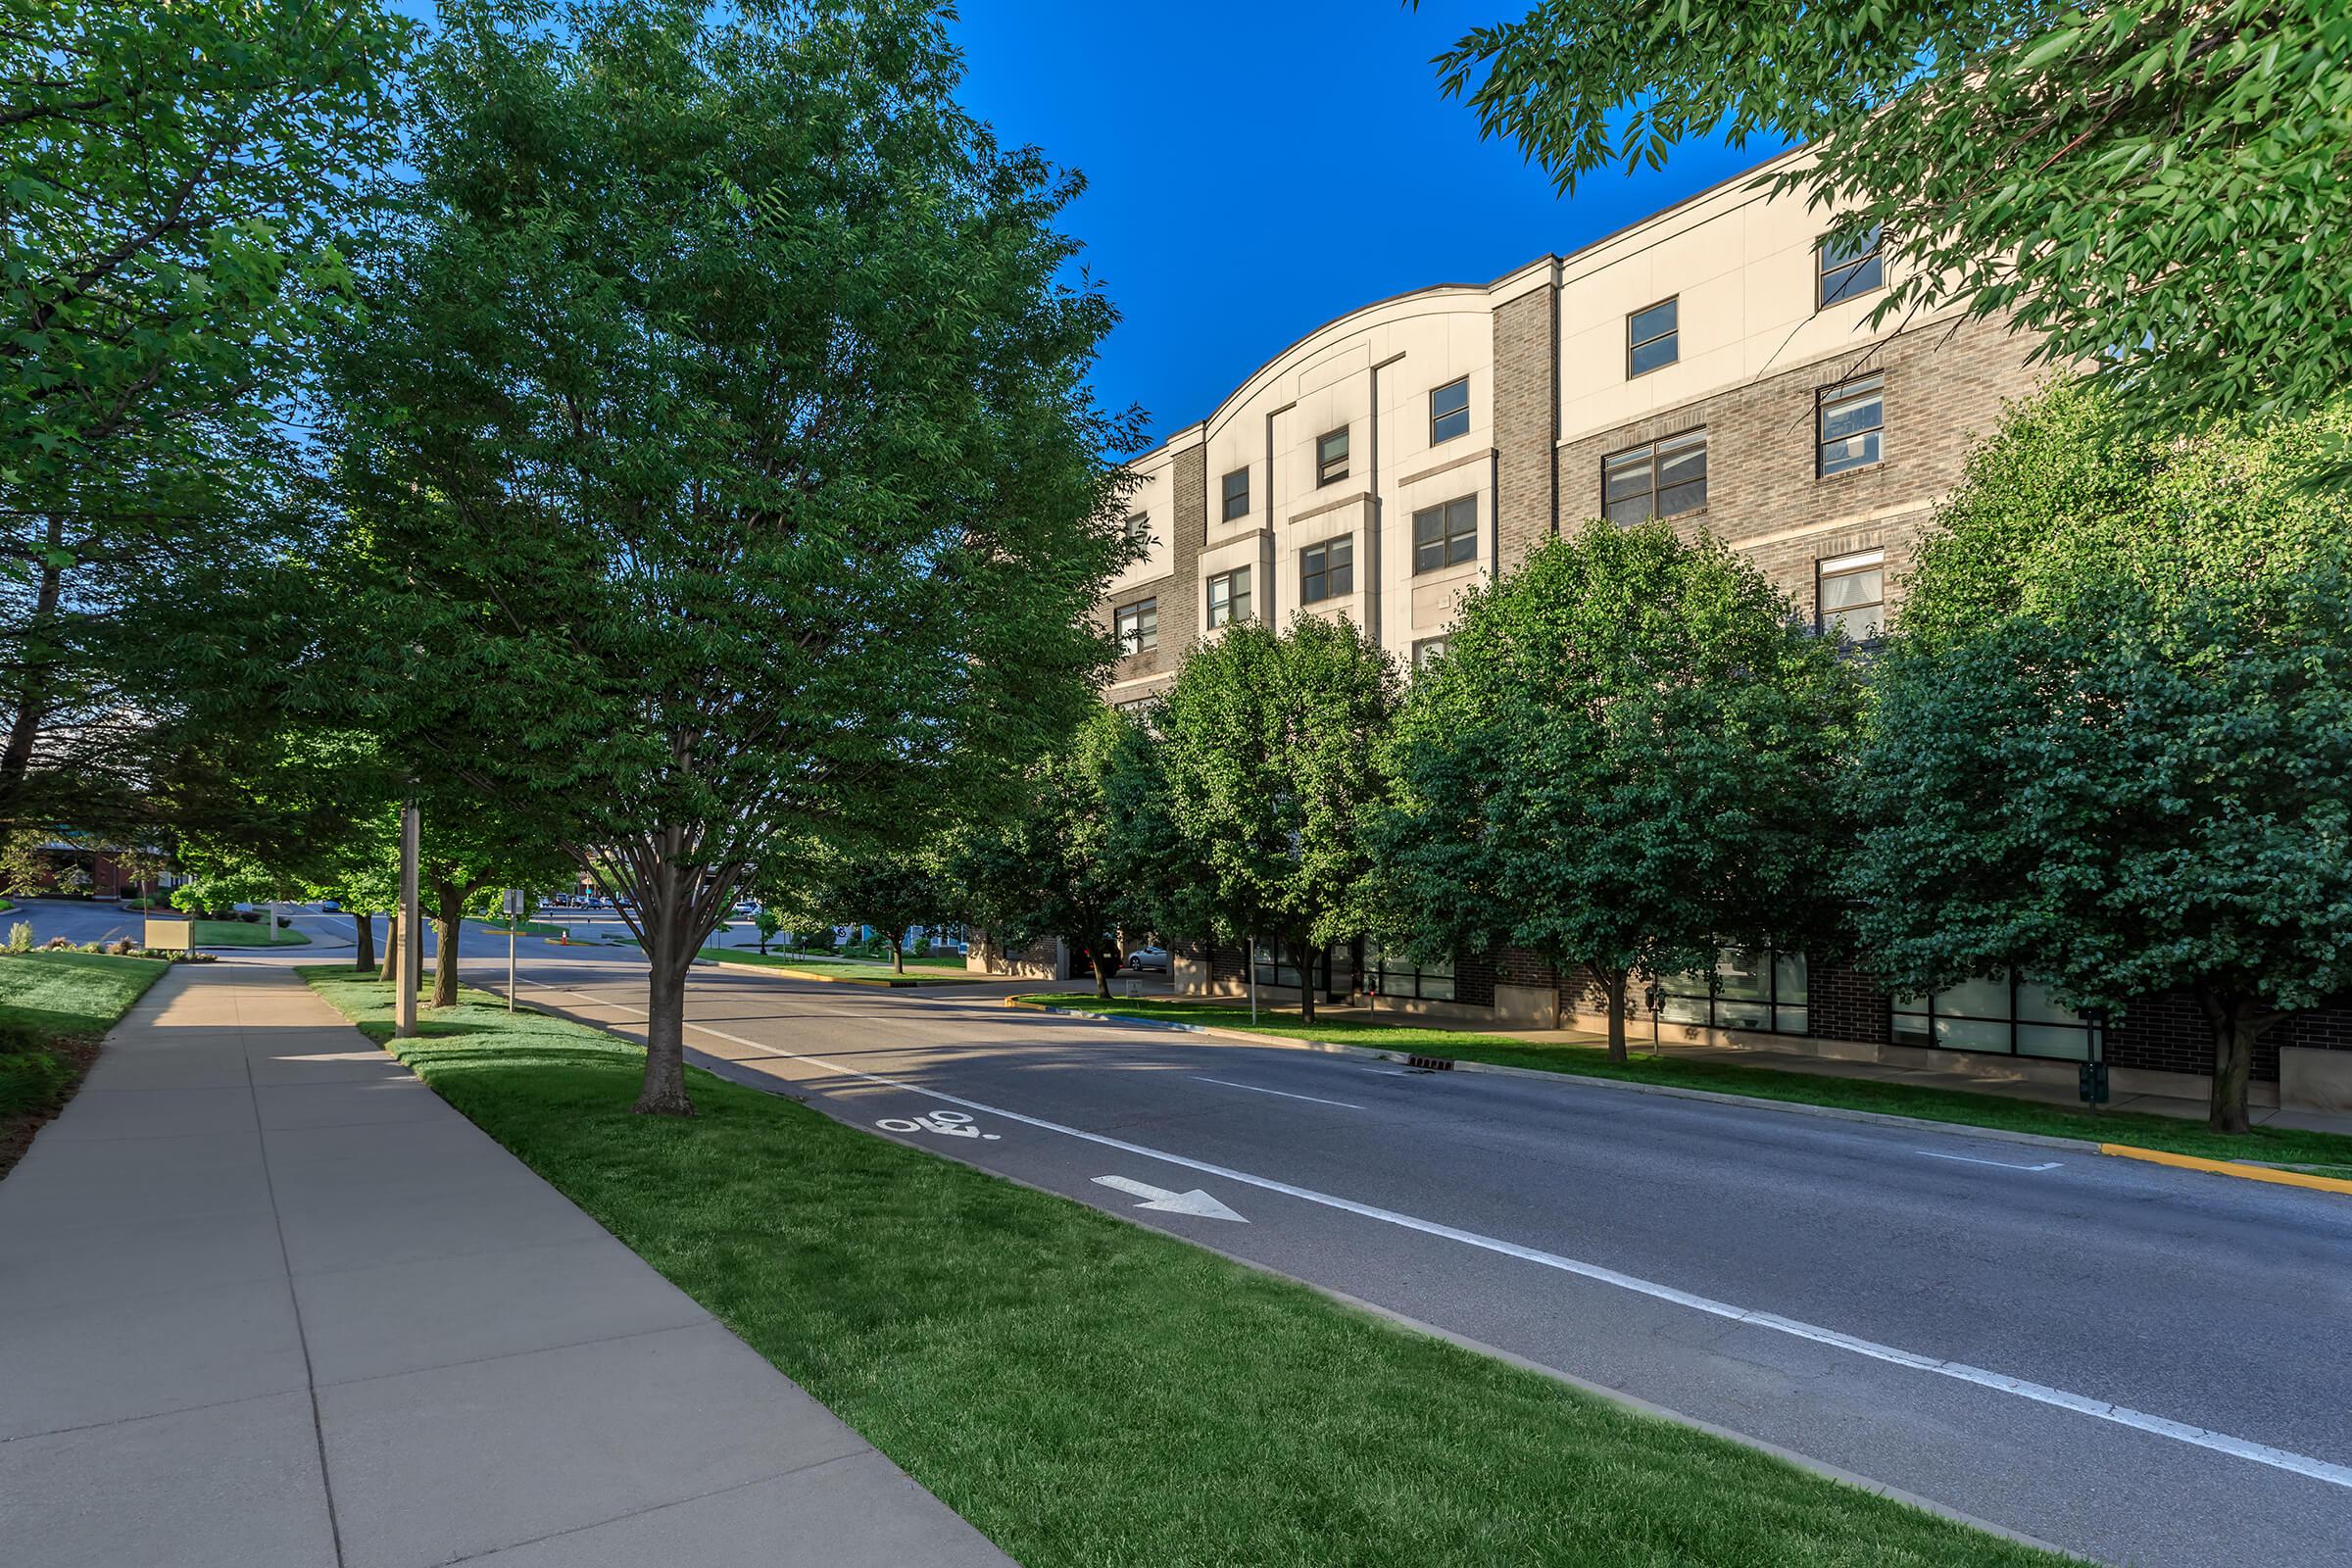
(0, 0), (409, 827)
(1376, 522), (1859, 1059)
(1848, 391), (2352, 1131)
(1428, 0), (2351, 434)
(324, 0), (1138, 1112)
(1153, 616), (1397, 1022)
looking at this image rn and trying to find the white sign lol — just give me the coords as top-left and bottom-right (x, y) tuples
(1091, 1175), (1248, 1222)
(875, 1109), (1001, 1142)
(502, 888), (526, 916)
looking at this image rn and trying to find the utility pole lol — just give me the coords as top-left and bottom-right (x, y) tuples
(397, 800), (420, 1038)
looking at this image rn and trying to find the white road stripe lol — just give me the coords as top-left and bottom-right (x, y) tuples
(517, 978), (2352, 1494)
(1189, 1075), (1363, 1109)
(1916, 1151), (2064, 1172)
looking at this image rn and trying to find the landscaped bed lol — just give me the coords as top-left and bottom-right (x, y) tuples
(0, 950), (172, 1175)
(300, 964), (2062, 1568)
(1013, 995), (2352, 1171)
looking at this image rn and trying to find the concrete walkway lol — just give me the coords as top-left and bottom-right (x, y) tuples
(0, 960), (1013, 1568)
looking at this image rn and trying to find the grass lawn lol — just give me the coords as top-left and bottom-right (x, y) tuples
(192, 917), (311, 948)
(1, 950), (172, 1171)
(1017, 995), (2352, 1170)
(299, 965), (2060, 1568)
(698, 948), (974, 985)
(470, 917), (565, 938)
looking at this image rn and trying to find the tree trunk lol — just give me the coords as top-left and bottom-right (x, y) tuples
(378, 908), (399, 984)
(2198, 992), (2278, 1135)
(1093, 948), (1114, 999)
(1600, 967), (1630, 1063)
(352, 910), (374, 971)
(430, 882), (464, 1007)
(0, 515), (65, 812)
(891, 937), (906, 974)
(635, 907), (695, 1117)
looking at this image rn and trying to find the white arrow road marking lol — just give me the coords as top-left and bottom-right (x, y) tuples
(1093, 1174), (1249, 1222)
(1189, 1075), (1363, 1109)
(517, 980), (2352, 1495)
(1915, 1151), (2064, 1172)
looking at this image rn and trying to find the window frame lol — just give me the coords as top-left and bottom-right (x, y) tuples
(1656, 949), (1808, 1037)
(1315, 426), (1350, 487)
(1600, 427), (1708, 525)
(1816, 224), (1886, 309)
(1220, 466), (1250, 522)
(1411, 494), (1479, 575)
(1122, 511), (1152, 546)
(1364, 938), (1455, 1003)
(1206, 565), (1251, 629)
(1113, 597), (1157, 657)
(1626, 296), (1679, 378)
(1816, 374), (1886, 477)
(1815, 549), (1886, 640)
(1429, 376), (1470, 445)
(1410, 636), (1449, 673)
(1298, 536), (1354, 605)
(1890, 969), (2098, 1060)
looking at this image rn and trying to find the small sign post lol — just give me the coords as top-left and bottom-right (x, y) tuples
(501, 889), (525, 1011)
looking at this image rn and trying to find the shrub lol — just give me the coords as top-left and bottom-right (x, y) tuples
(0, 1019), (40, 1054)
(6, 922), (31, 953)
(43, 935), (71, 949)
(238, 909), (263, 923)
(911, 934), (932, 957)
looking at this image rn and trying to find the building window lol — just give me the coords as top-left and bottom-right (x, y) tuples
(1114, 598), (1156, 656)
(1221, 466), (1250, 522)
(1602, 429), (1707, 524)
(1365, 939), (1455, 1003)
(1299, 537), (1353, 604)
(1657, 950), (1808, 1036)
(1206, 566), (1251, 628)
(1628, 297), (1678, 377)
(1113, 696), (1157, 715)
(1316, 426), (1350, 486)
(1411, 636), (1449, 672)
(1429, 377), (1470, 444)
(1818, 375), (1884, 476)
(1818, 224), (1885, 308)
(1123, 512), (1152, 546)
(1817, 550), (1885, 640)
(1891, 971), (2095, 1060)
(1412, 495), (1478, 573)
(1252, 938), (1308, 992)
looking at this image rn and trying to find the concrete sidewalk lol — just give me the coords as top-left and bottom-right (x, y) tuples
(0, 960), (1012, 1568)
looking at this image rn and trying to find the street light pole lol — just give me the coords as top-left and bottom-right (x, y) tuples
(397, 800), (420, 1038)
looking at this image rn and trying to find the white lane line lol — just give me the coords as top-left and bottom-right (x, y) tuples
(518, 981), (2352, 1494)
(1190, 1075), (1363, 1109)
(1915, 1151), (2065, 1172)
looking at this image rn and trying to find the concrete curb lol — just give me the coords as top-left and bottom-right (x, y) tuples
(1003, 999), (2351, 1193)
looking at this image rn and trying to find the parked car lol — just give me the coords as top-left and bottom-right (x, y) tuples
(1123, 945), (1170, 974)
(319, 900), (342, 913)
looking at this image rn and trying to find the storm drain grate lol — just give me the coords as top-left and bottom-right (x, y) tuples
(1403, 1054), (1456, 1072)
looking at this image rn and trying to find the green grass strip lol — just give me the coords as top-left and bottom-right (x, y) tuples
(1016, 995), (2352, 1168)
(695, 948), (973, 984)
(192, 917), (310, 948)
(0, 951), (171, 1121)
(300, 965), (2064, 1568)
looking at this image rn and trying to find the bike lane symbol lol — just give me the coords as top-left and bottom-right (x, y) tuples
(875, 1108), (1001, 1141)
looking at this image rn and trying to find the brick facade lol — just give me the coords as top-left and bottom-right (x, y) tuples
(1553, 315), (2043, 622)
(1102, 438), (1208, 698)
(1492, 281), (1559, 558)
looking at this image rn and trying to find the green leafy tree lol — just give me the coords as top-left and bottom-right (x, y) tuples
(809, 844), (954, 975)
(752, 906), (784, 956)
(326, 0), (1135, 1113)
(1428, 0), (2350, 433)
(1848, 393), (2352, 1133)
(1154, 616), (1397, 1023)
(954, 707), (1158, 998)
(0, 0), (409, 828)
(1376, 523), (1860, 1060)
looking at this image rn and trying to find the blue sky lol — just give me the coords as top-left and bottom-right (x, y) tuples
(946, 1), (1784, 443)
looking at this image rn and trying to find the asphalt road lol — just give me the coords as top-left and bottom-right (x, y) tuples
(31, 903), (2346, 1565)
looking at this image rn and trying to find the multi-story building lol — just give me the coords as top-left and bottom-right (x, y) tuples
(1084, 149), (2350, 1117)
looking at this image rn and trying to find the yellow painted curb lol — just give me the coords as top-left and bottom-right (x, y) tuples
(2099, 1144), (2352, 1197)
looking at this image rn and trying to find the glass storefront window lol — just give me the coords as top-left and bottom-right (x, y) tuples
(1363, 940), (1455, 1003)
(1891, 971), (2091, 1058)
(1656, 950), (1808, 1035)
